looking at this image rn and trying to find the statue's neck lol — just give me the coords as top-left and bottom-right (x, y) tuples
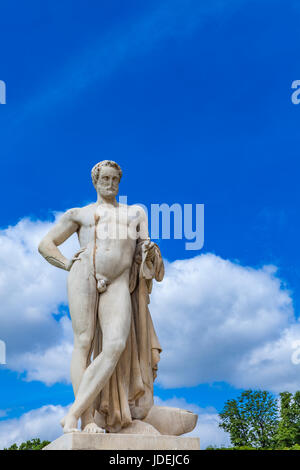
(96, 194), (118, 207)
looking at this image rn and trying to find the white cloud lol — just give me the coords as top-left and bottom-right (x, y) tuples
(151, 254), (300, 392)
(1, 216), (300, 393)
(0, 215), (77, 384)
(0, 404), (68, 449)
(10, 316), (73, 385)
(154, 396), (230, 449)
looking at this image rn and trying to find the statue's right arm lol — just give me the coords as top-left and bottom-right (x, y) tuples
(38, 209), (79, 271)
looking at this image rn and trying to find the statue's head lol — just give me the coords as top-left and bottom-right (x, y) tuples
(91, 160), (122, 198)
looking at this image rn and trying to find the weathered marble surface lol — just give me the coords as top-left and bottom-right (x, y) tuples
(143, 406), (198, 436)
(38, 160), (198, 440)
(43, 432), (200, 450)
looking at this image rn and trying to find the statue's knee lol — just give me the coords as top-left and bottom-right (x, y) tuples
(74, 332), (93, 355)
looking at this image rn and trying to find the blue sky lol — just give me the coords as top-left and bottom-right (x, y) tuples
(1, 0), (300, 448)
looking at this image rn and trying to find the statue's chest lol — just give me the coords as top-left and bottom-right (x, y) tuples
(78, 207), (140, 244)
(95, 207), (140, 240)
(96, 207), (136, 226)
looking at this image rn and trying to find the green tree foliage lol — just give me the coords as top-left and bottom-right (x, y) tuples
(3, 438), (50, 450)
(274, 391), (300, 448)
(219, 390), (279, 448)
(219, 390), (300, 449)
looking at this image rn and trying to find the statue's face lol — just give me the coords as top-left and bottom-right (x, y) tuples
(97, 165), (120, 198)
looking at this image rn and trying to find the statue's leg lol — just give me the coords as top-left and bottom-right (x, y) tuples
(61, 269), (131, 433)
(66, 257), (99, 432)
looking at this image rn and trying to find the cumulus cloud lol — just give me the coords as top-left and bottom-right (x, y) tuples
(0, 404), (68, 449)
(154, 396), (230, 449)
(151, 254), (300, 392)
(10, 316), (73, 385)
(1, 215), (300, 392)
(0, 215), (77, 384)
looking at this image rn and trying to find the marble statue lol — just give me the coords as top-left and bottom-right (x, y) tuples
(38, 161), (197, 437)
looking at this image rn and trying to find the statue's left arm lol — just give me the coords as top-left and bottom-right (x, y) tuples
(136, 206), (164, 283)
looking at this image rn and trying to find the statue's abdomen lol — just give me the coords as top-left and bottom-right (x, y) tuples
(94, 238), (136, 281)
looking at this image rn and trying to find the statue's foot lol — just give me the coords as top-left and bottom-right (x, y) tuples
(82, 422), (105, 433)
(60, 414), (80, 434)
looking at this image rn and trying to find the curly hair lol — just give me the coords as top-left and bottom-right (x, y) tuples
(91, 160), (122, 188)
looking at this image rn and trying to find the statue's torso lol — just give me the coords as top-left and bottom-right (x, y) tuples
(72, 203), (144, 281)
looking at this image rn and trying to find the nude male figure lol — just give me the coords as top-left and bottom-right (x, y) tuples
(38, 161), (156, 433)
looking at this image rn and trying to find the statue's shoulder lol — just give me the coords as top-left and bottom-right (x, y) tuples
(125, 203), (147, 214)
(61, 207), (80, 221)
(79, 202), (97, 212)
(128, 204), (147, 220)
(63, 203), (95, 222)
(118, 203), (147, 221)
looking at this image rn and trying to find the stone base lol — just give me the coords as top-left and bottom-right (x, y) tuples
(43, 432), (200, 450)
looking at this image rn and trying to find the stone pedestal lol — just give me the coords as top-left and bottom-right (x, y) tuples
(43, 432), (200, 450)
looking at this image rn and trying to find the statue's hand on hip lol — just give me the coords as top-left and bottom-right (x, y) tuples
(66, 248), (86, 271)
